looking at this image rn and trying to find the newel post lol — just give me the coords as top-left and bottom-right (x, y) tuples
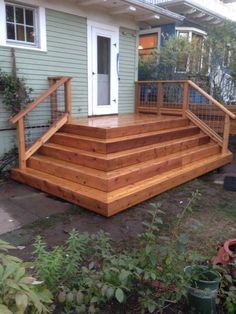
(65, 78), (72, 121)
(222, 114), (230, 154)
(17, 118), (26, 169)
(157, 82), (163, 115)
(182, 81), (189, 117)
(135, 82), (140, 113)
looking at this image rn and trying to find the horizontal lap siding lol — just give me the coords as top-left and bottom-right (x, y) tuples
(119, 28), (137, 113)
(0, 9), (88, 156)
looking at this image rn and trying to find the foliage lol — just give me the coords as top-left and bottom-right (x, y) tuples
(33, 190), (203, 313)
(0, 239), (52, 314)
(217, 267), (236, 314)
(0, 147), (18, 174)
(138, 22), (236, 103)
(0, 69), (33, 115)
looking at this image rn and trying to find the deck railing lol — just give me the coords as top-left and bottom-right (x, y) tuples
(9, 76), (72, 169)
(135, 80), (236, 153)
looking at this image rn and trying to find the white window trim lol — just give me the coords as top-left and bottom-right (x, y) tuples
(175, 27), (207, 74)
(0, 0), (47, 52)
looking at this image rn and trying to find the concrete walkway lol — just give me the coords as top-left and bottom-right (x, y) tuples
(0, 178), (70, 235)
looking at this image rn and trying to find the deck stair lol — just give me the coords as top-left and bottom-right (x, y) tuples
(12, 115), (232, 216)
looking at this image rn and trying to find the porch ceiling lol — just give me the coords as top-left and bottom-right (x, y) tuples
(76, 0), (184, 26)
(157, 0), (235, 25)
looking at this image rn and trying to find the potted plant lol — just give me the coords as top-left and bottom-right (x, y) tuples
(185, 265), (221, 314)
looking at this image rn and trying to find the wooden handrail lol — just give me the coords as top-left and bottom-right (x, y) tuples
(188, 80), (236, 120)
(9, 76), (72, 124)
(11, 76), (72, 170)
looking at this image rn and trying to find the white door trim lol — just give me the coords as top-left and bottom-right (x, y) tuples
(87, 20), (119, 116)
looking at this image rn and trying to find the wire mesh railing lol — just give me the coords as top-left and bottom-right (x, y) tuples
(9, 76), (72, 169)
(135, 80), (236, 153)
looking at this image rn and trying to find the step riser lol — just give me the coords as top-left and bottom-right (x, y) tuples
(107, 154), (233, 216)
(51, 126), (200, 154)
(11, 153), (232, 217)
(28, 157), (108, 192)
(39, 135), (209, 171)
(11, 169), (108, 216)
(30, 145), (220, 192)
(61, 119), (189, 139)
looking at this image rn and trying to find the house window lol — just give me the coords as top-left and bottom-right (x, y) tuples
(176, 28), (207, 74)
(6, 3), (36, 45)
(139, 33), (158, 57)
(0, 0), (47, 51)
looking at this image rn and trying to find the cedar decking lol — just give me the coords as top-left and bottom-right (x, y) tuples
(11, 114), (232, 217)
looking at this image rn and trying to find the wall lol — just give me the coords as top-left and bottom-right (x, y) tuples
(119, 28), (138, 114)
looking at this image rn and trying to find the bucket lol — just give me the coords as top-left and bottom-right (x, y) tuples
(185, 266), (221, 314)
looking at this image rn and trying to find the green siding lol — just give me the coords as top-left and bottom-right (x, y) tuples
(118, 28), (137, 113)
(0, 9), (88, 156)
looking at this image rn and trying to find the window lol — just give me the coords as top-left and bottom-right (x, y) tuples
(6, 3), (36, 45)
(0, 0), (47, 51)
(139, 33), (158, 57)
(176, 28), (207, 74)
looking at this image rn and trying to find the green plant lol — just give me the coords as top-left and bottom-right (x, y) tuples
(0, 69), (33, 115)
(0, 239), (52, 314)
(33, 190), (203, 313)
(217, 268), (236, 314)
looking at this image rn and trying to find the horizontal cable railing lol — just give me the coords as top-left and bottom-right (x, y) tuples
(9, 76), (72, 169)
(135, 80), (236, 153)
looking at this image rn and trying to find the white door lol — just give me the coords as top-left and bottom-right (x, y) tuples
(88, 22), (119, 116)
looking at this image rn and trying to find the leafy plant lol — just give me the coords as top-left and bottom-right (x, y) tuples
(0, 69), (33, 115)
(33, 190), (203, 313)
(0, 239), (52, 314)
(217, 268), (236, 313)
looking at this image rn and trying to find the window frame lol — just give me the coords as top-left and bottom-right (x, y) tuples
(175, 27), (207, 74)
(139, 27), (161, 57)
(0, 0), (47, 51)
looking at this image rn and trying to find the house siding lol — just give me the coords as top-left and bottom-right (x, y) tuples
(118, 28), (137, 114)
(0, 8), (88, 156)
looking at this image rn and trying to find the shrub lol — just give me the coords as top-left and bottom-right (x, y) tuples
(33, 191), (202, 313)
(0, 240), (52, 314)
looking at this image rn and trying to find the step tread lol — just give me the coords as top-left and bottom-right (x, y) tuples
(32, 142), (219, 179)
(54, 125), (199, 144)
(42, 133), (208, 161)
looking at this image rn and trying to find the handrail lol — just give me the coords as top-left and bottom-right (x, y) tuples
(135, 79), (236, 154)
(9, 76), (71, 124)
(9, 76), (72, 169)
(188, 80), (236, 120)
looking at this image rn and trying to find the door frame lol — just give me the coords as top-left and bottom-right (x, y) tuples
(87, 20), (119, 116)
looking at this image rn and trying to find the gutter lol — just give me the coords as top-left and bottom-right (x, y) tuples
(123, 0), (185, 21)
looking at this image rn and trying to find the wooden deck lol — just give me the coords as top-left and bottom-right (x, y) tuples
(11, 113), (233, 217)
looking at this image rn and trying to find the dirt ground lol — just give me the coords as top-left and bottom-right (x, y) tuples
(0, 175), (235, 263)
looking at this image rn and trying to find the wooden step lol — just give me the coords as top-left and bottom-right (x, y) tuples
(50, 125), (200, 153)
(11, 152), (232, 217)
(39, 133), (210, 171)
(29, 143), (220, 192)
(61, 117), (189, 139)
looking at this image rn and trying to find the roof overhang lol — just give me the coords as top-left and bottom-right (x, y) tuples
(77, 0), (185, 27)
(156, 0), (235, 26)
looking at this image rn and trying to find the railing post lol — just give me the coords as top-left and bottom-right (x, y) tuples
(65, 79), (72, 121)
(182, 81), (189, 117)
(222, 114), (230, 154)
(17, 118), (26, 169)
(157, 82), (163, 115)
(48, 77), (58, 123)
(135, 82), (140, 113)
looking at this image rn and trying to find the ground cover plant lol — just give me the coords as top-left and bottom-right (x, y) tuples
(0, 239), (52, 314)
(32, 191), (213, 313)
